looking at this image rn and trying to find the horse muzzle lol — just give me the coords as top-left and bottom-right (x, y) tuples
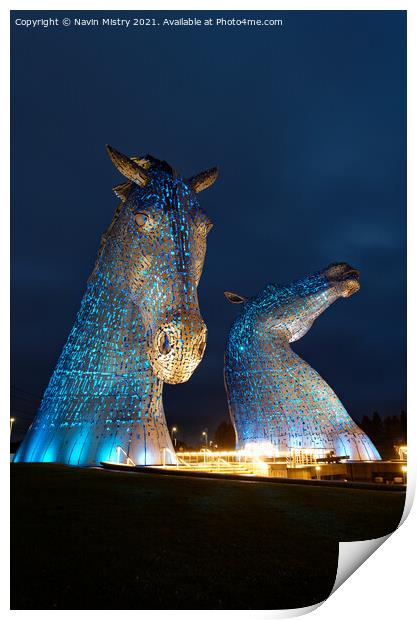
(146, 311), (207, 384)
(325, 263), (360, 298)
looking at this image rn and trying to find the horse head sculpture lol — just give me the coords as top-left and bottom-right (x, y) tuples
(103, 146), (217, 384)
(15, 146), (218, 466)
(224, 263), (381, 461)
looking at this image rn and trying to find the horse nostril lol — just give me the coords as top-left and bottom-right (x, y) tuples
(158, 331), (172, 355)
(198, 338), (206, 358)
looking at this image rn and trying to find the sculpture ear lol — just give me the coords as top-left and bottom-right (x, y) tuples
(224, 291), (247, 304)
(106, 145), (149, 187)
(187, 167), (219, 193)
(112, 181), (133, 201)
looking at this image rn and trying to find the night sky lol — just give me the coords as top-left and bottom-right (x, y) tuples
(11, 11), (406, 445)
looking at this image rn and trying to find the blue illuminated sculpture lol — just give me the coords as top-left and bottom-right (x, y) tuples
(224, 263), (381, 461)
(15, 146), (218, 466)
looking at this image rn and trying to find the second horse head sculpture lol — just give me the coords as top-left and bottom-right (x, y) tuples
(224, 263), (381, 461)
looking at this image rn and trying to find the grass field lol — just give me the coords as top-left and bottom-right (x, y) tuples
(11, 464), (405, 610)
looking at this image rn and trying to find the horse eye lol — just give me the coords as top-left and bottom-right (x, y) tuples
(135, 212), (148, 227)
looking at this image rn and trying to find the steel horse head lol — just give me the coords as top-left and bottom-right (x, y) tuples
(224, 263), (381, 461)
(14, 146), (218, 466)
(104, 146), (218, 384)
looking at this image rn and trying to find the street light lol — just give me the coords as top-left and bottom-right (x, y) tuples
(10, 418), (15, 436)
(202, 430), (208, 448)
(171, 426), (178, 448)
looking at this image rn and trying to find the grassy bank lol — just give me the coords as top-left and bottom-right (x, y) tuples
(11, 463), (405, 610)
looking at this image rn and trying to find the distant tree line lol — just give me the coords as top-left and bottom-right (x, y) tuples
(173, 423), (236, 452)
(360, 411), (406, 459)
(213, 421), (236, 450)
